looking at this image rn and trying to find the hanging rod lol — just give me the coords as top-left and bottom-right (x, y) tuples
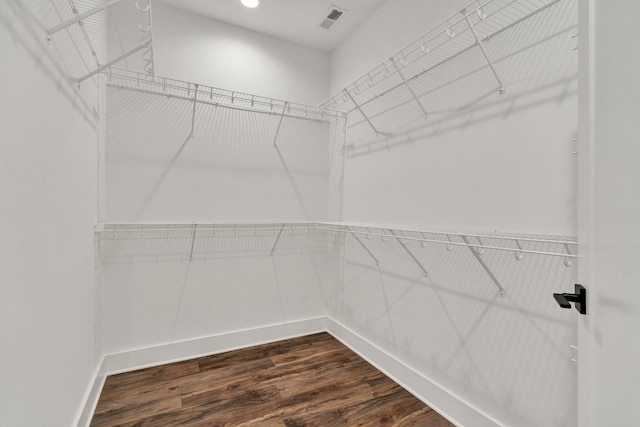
(105, 68), (346, 122)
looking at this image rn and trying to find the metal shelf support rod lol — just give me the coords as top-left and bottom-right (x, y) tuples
(270, 224), (286, 256)
(392, 62), (429, 118)
(189, 229), (197, 260)
(347, 227), (380, 267)
(189, 84), (198, 138)
(462, 9), (505, 94)
(47, 0), (124, 36)
(390, 230), (430, 278)
(273, 102), (289, 148)
(461, 235), (505, 296)
(78, 41), (151, 85)
(344, 90), (381, 136)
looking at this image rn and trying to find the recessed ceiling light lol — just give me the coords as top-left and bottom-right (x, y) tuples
(241, 0), (261, 8)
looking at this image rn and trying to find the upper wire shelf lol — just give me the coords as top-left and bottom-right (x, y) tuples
(319, 0), (562, 134)
(105, 68), (347, 122)
(44, 0), (155, 84)
(96, 222), (321, 233)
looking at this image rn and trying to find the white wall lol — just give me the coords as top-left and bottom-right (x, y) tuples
(0, 1), (99, 426)
(108, 1), (336, 223)
(100, 63), (336, 356)
(331, 0), (469, 94)
(331, 0), (578, 237)
(152, 2), (330, 106)
(328, 0), (580, 426)
(104, 85), (331, 222)
(98, 227), (329, 355)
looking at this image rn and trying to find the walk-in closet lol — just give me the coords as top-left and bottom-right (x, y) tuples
(2, 0), (639, 426)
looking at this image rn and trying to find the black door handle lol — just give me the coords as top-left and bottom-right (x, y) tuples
(553, 284), (587, 315)
(553, 293), (572, 309)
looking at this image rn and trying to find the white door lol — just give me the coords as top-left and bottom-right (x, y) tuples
(578, 0), (640, 425)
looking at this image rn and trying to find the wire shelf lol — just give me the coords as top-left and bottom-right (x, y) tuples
(97, 222), (576, 297)
(97, 222), (321, 234)
(104, 68), (347, 122)
(97, 222), (577, 259)
(97, 223), (328, 264)
(44, 0), (154, 83)
(319, 0), (562, 137)
(318, 222), (576, 259)
(321, 222), (576, 298)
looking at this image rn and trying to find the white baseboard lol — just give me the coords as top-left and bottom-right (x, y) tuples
(325, 317), (502, 427)
(75, 317), (327, 427)
(73, 356), (107, 427)
(102, 317), (328, 375)
(75, 316), (498, 427)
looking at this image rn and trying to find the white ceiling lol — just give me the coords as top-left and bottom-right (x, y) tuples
(153, 0), (388, 52)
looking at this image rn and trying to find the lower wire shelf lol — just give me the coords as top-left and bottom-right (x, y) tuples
(97, 221), (577, 298)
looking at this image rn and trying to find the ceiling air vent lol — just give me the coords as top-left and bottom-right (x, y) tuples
(320, 6), (346, 30)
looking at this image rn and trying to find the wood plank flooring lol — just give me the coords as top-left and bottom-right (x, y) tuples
(91, 333), (455, 426)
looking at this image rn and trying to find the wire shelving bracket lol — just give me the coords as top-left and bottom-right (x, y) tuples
(271, 224), (286, 256)
(460, 6), (505, 95)
(461, 235), (505, 296)
(347, 226), (380, 267)
(45, 0), (155, 85)
(189, 84), (199, 138)
(390, 229), (430, 279)
(46, 0), (124, 37)
(273, 102), (290, 148)
(392, 61), (429, 118)
(344, 90), (381, 136)
(189, 226), (197, 260)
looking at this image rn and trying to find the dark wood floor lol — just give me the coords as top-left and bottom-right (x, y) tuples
(91, 333), (454, 426)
